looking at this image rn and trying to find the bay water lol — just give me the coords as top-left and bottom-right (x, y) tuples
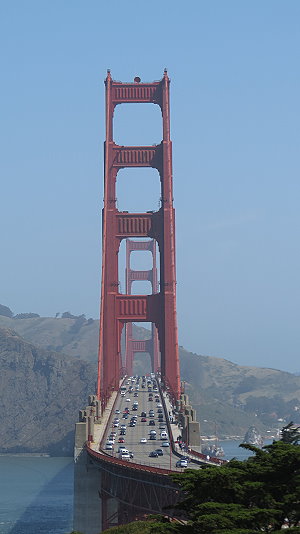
(0, 456), (73, 534)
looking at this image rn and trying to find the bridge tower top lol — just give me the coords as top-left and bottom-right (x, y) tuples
(97, 71), (180, 407)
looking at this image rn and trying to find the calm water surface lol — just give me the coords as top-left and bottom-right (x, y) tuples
(0, 456), (73, 534)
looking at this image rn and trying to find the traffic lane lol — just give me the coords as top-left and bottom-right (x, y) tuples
(104, 386), (176, 468)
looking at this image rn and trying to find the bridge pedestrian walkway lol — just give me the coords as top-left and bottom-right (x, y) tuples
(161, 387), (226, 467)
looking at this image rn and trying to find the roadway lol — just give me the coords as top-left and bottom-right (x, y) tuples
(101, 375), (192, 471)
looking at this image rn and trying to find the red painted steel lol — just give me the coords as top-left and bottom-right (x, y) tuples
(97, 71), (180, 406)
(87, 444), (174, 475)
(124, 238), (159, 375)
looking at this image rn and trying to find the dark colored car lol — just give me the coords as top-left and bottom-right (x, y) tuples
(149, 420), (155, 426)
(149, 451), (158, 457)
(141, 411), (147, 417)
(156, 449), (163, 456)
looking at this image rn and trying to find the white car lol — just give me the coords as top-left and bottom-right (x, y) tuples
(176, 459), (188, 468)
(126, 398), (131, 402)
(157, 403), (162, 408)
(119, 452), (130, 460)
(140, 438), (147, 443)
(162, 441), (170, 447)
(105, 443), (113, 450)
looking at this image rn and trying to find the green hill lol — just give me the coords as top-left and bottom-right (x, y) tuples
(0, 308), (299, 450)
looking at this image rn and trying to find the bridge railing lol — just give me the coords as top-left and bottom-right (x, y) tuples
(87, 443), (174, 475)
(158, 378), (227, 466)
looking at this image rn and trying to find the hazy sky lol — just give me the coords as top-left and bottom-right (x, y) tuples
(1, 1), (299, 373)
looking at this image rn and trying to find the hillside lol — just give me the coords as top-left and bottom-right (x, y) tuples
(0, 310), (299, 451)
(0, 327), (96, 455)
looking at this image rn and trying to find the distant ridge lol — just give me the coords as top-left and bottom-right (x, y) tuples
(0, 307), (299, 453)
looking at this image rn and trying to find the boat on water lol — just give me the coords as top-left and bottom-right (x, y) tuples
(201, 444), (225, 458)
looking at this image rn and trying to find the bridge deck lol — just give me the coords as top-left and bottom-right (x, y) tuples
(89, 375), (202, 471)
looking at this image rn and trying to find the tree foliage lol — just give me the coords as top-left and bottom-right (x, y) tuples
(170, 440), (300, 533)
(14, 313), (40, 319)
(280, 422), (300, 445)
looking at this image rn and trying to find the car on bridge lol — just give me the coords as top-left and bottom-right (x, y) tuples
(162, 441), (170, 447)
(176, 459), (188, 468)
(105, 443), (113, 450)
(149, 451), (158, 457)
(140, 438), (147, 443)
(155, 449), (163, 456)
(119, 452), (130, 460)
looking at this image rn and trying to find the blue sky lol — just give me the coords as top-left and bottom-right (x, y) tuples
(1, 1), (299, 372)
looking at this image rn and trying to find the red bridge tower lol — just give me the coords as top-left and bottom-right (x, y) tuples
(124, 238), (160, 376)
(97, 71), (180, 407)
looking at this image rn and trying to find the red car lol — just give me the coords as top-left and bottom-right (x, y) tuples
(141, 417), (147, 422)
(118, 437), (125, 443)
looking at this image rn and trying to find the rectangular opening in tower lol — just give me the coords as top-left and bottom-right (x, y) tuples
(116, 167), (161, 213)
(113, 103), (162, 146)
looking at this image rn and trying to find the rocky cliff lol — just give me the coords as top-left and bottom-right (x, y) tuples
(0, 327), (96, 455)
